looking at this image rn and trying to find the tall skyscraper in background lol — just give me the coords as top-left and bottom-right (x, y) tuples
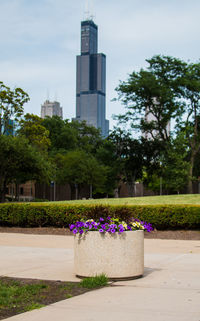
(41, 100), (63, 119)
(74, 19), (109, 137)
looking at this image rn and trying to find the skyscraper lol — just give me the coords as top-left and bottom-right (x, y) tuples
(41, 100), (63, 119)
(74, 19), (109, 137)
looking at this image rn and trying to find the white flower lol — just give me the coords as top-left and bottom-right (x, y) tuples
(122, 221), (127, 229)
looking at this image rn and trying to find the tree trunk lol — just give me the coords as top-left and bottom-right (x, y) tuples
(75, 184), (78, 200)
(0, 191), (5, 203)
(114, 188), (119, 198)
(11, 182), (14, 201)
(15, 182), (19, 201)
(187, 165), (193, 194)
(89, 184), (93, 199)
(0, 179), (7, 203)
(127, 181), (135, 197)
(43, 183), (46, 199)
(188, 153), (195, 194)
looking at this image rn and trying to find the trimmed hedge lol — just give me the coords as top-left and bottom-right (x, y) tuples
(0, 203), (200, 230)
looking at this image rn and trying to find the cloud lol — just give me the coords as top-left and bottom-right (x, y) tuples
(0, 0), (200, 129)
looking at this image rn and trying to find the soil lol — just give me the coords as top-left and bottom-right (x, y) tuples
(0, 226), (199, 240)
(0, 276), (106, 320)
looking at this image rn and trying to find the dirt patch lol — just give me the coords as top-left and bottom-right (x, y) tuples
(0, 227), (72, 236)
(144, 229), (200, 240)
(0, 227), (199, 240)
(0, 276), (106, 320)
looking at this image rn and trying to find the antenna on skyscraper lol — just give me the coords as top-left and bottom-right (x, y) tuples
(46, 89), (50, 101)
(54, 92), (58, 102)
(84, 0), (95, 21)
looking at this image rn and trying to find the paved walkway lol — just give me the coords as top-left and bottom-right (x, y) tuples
(0, 233), (200, 321)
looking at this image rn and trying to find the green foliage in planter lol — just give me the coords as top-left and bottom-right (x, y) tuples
(0, 203), (200, 230)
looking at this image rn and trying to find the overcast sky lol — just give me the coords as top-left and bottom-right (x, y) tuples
(1, 0), (200, 129)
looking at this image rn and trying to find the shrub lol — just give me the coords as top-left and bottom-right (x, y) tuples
(0, 203), (200, 230)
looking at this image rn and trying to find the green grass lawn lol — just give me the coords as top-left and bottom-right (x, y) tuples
(41, 194), (200, 206)
(0, 276), (108, 320)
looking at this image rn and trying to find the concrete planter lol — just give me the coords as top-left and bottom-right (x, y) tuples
(74, 230), (144, 280)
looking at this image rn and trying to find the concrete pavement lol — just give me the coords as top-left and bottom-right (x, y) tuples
(0, 233), (200, 321)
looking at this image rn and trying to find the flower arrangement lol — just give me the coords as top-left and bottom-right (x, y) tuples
(69, 217), (153, 235)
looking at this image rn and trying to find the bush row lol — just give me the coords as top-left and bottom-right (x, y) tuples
(0, 203), (200, 230)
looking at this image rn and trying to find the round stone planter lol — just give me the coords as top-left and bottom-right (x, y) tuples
(74, 230), (144, 280)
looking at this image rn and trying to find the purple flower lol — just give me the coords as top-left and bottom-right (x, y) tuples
(76, 222), (84, 228)
(144, 222), (153, 232)
(110, 224), (117, 228)
(69, 217), (153, 236)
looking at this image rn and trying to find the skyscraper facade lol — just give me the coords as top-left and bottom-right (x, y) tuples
(75, 19), (109, 137)
(41, 100), (63, 119)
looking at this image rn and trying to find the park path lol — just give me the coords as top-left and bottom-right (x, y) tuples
(0, 233), (200, 321)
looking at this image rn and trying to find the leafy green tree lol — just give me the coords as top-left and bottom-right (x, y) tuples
(55, 150), (106, 199)
(70, 120), (103, 155)
(84, 156), (107, 198)
(109, 129), (145, 196)
(115, 56), (187, 139)
(42, 116), (78, 153)
(0, 81), (29, 135)
(162, 134), (190, 193)
(144, 134), (190, 194)
(176, 63), (200, 192)
(115, 55), (200, 193)
(18, 113), (51, 152)
(96, 139), (121, 197)
(0, 135), (52, 202)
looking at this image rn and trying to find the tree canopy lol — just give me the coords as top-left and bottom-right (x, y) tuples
(0, 135), (52, 202)
(115, 55), (200, 193)
(0, 81), (29, 135)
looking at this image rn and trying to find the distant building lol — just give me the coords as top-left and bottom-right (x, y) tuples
(41, 100), (63, 119)
(144, 98), (170, 139)
(74, 19), (109, 137)
(2, 119), (15, 135)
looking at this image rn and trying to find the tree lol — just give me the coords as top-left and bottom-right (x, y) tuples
(0, 81), (29, 135)
(177, 63), (200, 192)
(96, 139), (121, 197)
(42, 117), (104, 155)
(55, 150), (106, 199)
(144, 134), (190, 194)
(163, 134), (190, 193)
(0, 135), (52, 202)
(115, 55), (200, 193)
(70, 120), (103, 155)
(84, 156), (107, 198)
(18, 113), (51, 152)
(109, 129), (145, 196)
(42, 116), (78, 153)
